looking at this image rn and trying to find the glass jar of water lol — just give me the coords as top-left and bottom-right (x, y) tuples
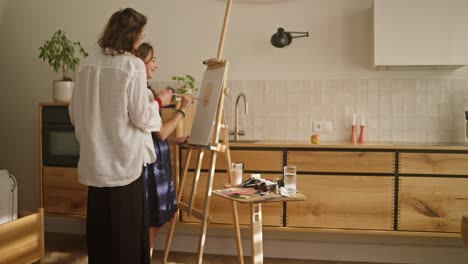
(283, 165), (297, 194)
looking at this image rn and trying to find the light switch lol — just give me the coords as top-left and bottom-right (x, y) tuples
(313, 121), (332, 133)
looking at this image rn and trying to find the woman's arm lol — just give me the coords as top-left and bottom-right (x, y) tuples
(154, 111), (184, 140)
(167, 136), (189, 145)
(154, 93), (193, 141)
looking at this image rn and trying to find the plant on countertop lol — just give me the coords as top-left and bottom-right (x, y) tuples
(170, 74), (198, 94)
(38, 30), (88, 81)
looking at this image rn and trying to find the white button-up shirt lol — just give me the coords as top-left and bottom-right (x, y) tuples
(69, 51), (161, 187)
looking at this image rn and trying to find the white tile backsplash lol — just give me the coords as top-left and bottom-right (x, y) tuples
(155, 79), (468, 143)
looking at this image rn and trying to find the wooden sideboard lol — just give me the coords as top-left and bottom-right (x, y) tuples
(179, 143), (468, 237)
(38, 108), (468, 237)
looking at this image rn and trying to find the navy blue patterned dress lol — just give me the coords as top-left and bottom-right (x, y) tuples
(143, 122), (178, 227)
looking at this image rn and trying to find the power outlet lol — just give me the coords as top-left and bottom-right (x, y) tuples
(313, 121), (332, 133)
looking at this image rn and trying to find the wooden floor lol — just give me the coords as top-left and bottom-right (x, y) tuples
(45, 232), (394, 264)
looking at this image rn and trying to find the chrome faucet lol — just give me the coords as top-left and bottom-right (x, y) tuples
(231, 93), (248, 141)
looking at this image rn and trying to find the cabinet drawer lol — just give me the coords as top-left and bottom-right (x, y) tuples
(181, 149), (283, 172)
(399, 153), (468, 175)
(286, 175), (394, 230)
(42, 166), (87, 216)
(180, 172), (282, 227)
(288, 151), (395, 173)
(398, 177), (468, 232)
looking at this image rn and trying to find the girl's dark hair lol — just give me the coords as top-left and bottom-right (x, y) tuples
(98, 8), (147, 55)
(135, 42), (153, 63)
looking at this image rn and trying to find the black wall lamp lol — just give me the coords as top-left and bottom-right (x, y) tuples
(270, 27), (309, 48)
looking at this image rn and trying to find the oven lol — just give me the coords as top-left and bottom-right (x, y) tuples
(41, 105), (79, 167)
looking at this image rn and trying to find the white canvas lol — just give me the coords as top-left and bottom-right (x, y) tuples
(188, 63), (228, 147)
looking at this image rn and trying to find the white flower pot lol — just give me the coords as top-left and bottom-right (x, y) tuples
(53, 80), (74, 103)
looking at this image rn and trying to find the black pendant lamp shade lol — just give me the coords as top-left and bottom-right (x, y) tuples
(270, 27), (309, 48)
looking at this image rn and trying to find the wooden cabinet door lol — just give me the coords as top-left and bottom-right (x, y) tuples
(398, 177), (468, 232)
(180, 172), (283, 227)
(288, 151), (395, 173)
(286, 175), (394, 230)
(181, 149), (283, 172)
(160, 106), (177, 138)
(42, 166), (87, 216)
(399, 153), (468, 175)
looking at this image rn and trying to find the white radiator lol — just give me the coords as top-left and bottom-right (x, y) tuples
(0, 169), (18, 224)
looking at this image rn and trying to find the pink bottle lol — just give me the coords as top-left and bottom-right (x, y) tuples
(358, 125), (365, 144)
(351, 125), (357, 144)
(350, 113), (357, 143)
(358, 115), (365, 144)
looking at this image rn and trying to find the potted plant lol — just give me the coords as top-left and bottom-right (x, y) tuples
(170, 74), (198, 94)
(39, 30), (88, 102)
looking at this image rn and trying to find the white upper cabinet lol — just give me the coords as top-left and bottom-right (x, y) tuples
(372, 0), (468, 70)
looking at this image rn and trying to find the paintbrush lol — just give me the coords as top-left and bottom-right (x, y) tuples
(173, 93), (207, 102)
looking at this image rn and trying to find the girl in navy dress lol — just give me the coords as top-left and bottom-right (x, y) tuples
(136, 43), (193, 258)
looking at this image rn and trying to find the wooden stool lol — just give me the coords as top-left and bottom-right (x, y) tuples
(213, 188), (306, 264)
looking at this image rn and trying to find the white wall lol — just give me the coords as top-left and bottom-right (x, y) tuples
(1, 1), (467, 262)
(0, 0), (6, 22)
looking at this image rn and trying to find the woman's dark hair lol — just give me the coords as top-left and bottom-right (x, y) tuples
(98, 7), (147, 54)
(135, 42), (153, 63)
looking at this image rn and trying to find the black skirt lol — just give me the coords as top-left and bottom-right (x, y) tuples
(86, 173), (150, 264)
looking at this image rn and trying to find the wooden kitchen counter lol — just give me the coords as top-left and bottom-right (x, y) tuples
(229, 140), (468, 151)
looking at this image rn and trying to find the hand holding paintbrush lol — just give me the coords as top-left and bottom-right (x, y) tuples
(173, 93), (207, 103)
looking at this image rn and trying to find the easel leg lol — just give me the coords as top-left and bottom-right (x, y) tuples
(163, 148), (193, 263)
(189, 150), (205, 213)
(251, 203), (263, 264)
(232, 202), (244, 264)
(221, 111), (244, 264)
(177, 148), (193, 203)
(197, 151), (218, 264)
(163, 217), (176, 263)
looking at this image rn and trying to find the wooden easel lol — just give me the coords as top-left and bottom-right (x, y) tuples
(163, 1), (244, 264)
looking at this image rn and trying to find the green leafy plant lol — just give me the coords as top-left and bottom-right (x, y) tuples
(171, 74), (198, 94)
(39, 30), (88, 81)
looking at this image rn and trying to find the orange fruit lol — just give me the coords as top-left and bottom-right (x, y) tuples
(311, 134), (320, 144)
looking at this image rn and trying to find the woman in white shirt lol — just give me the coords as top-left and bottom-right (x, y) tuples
(69, 8), (159, 264)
